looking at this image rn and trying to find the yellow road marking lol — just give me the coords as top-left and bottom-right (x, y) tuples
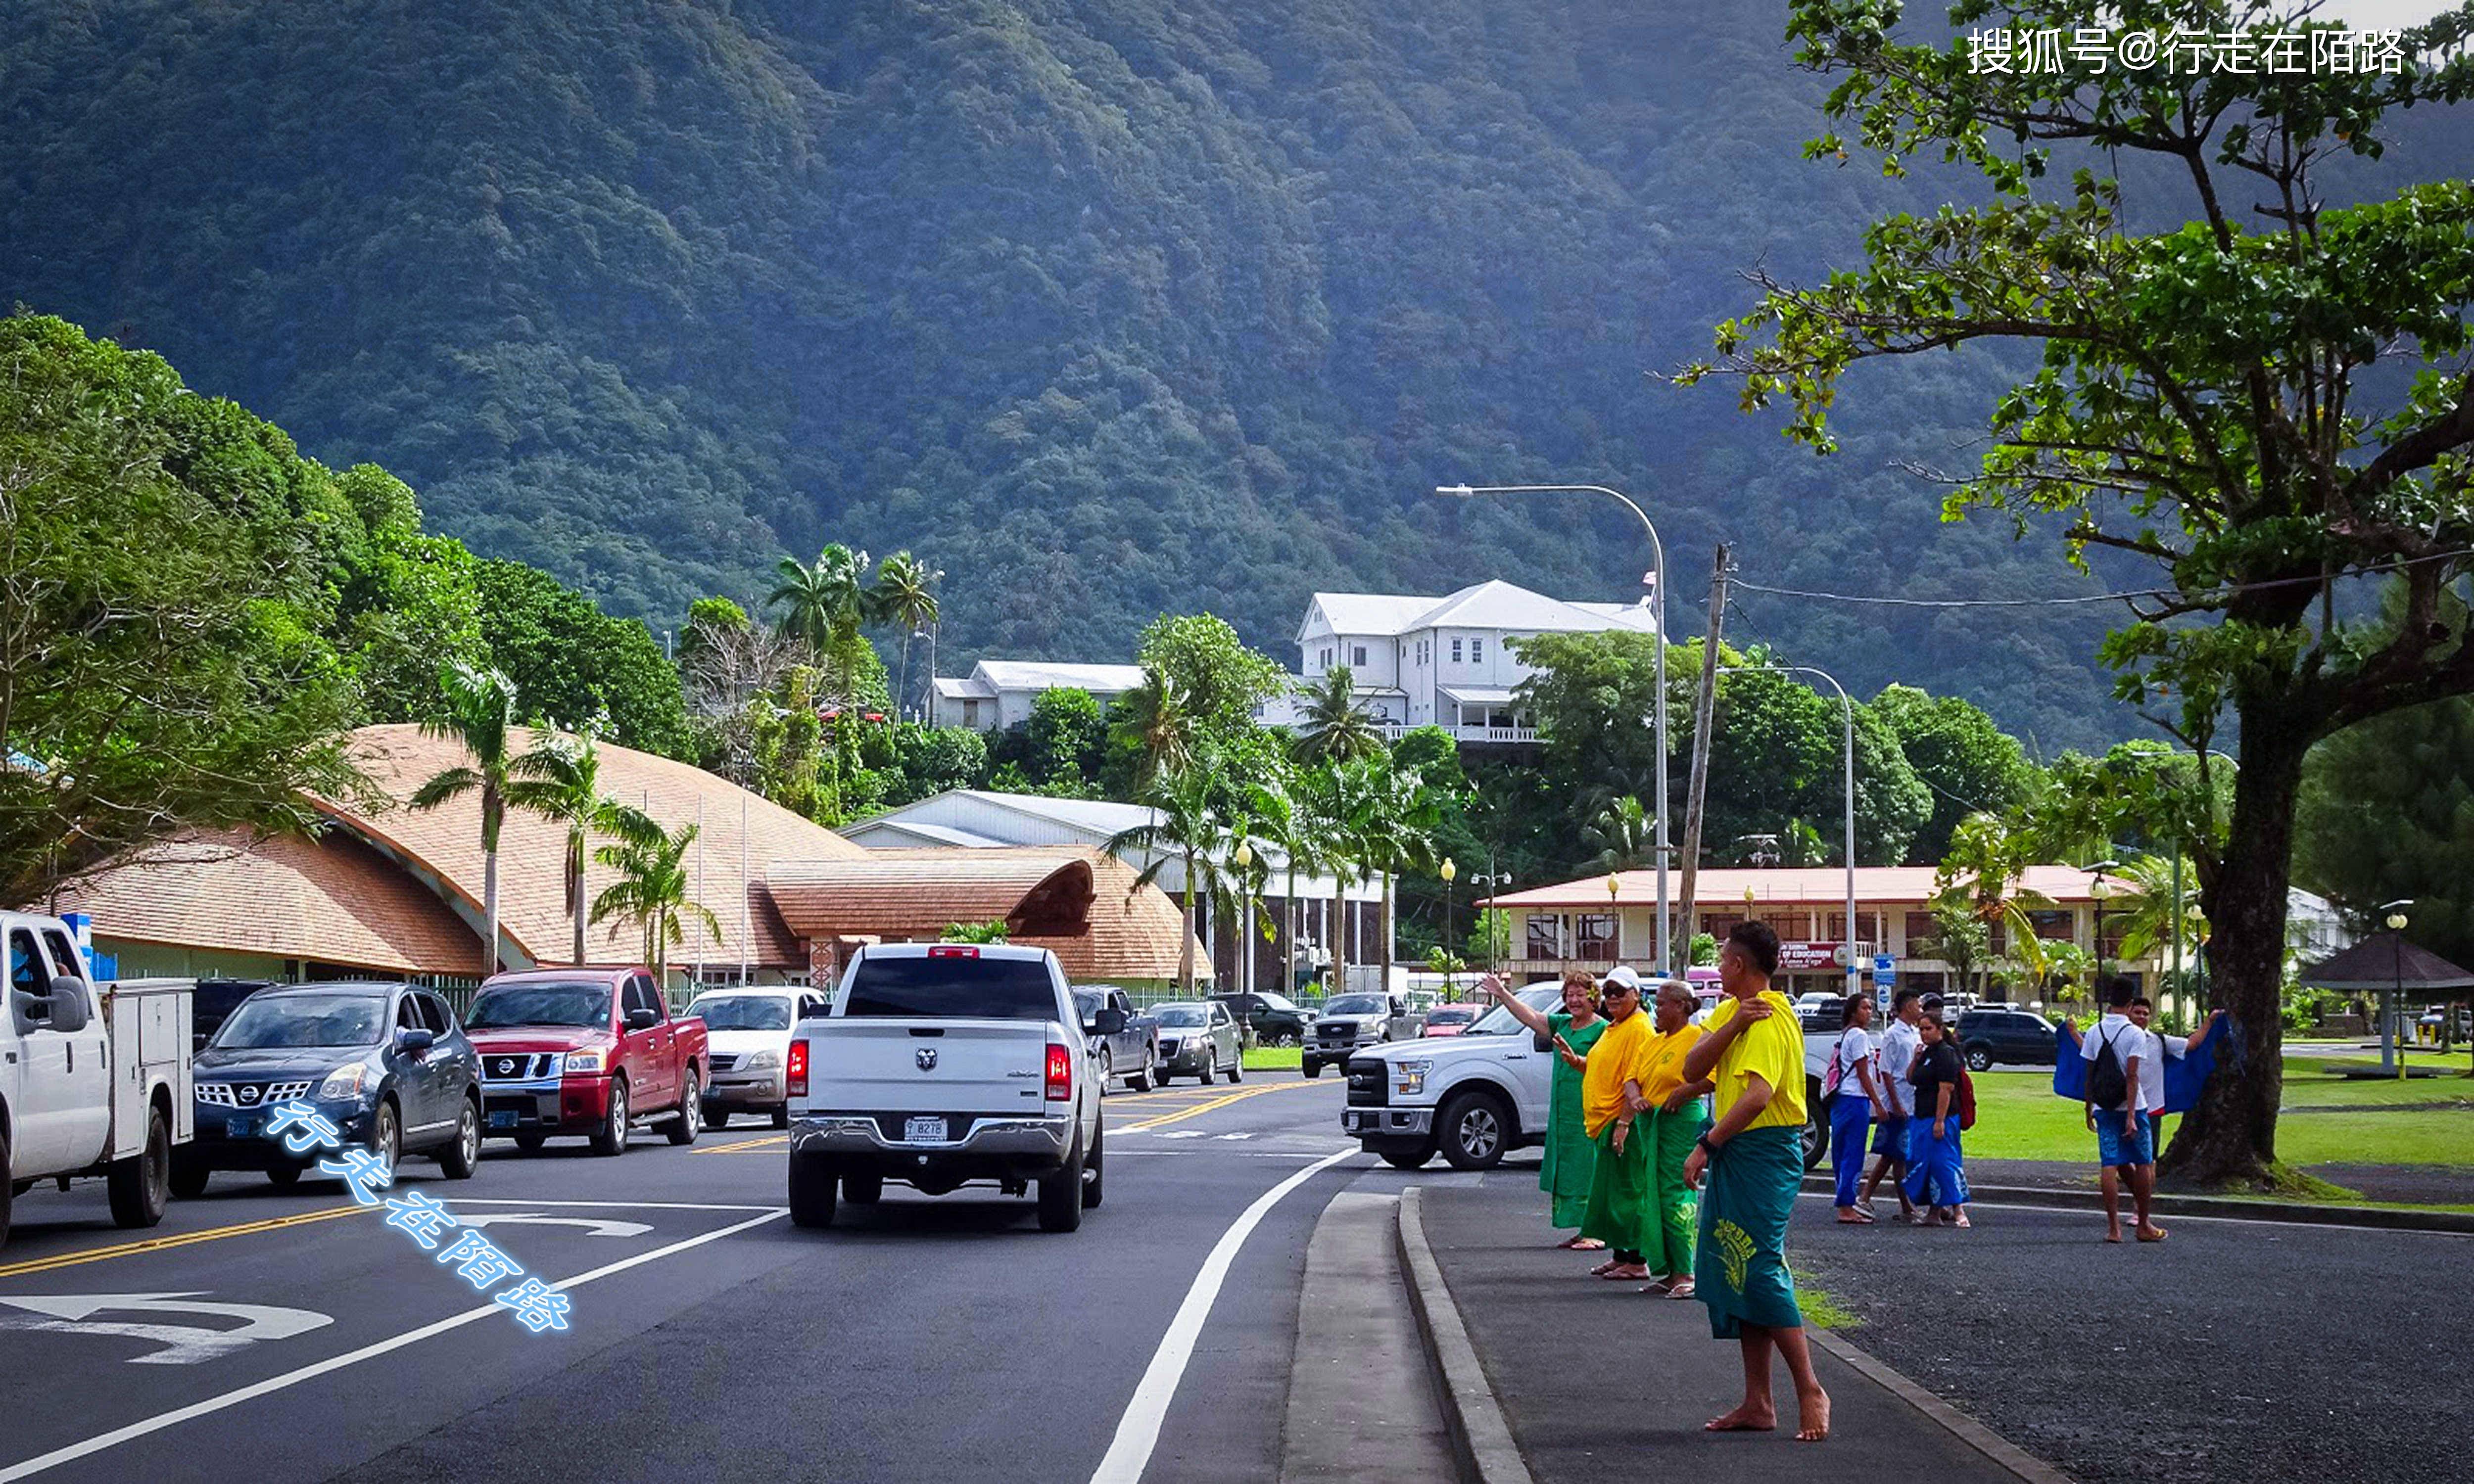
(690, 1134), (787, 1157)
(0, 1204), (372, 1279)
(1115, 1080), (1323, 1133)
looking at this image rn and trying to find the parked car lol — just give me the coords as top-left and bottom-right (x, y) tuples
(177, 981), (480, 1197)
(465, 967), (710, 1155)
(1209, 990), (1315, 1046)
(1955, 1007), (2059, 1070)
(785, 943), (1107, 1232)
(1304, 991), (1402, 1077)
(2, 912), (191, 1245)
(1419, 1005), (1479, 1038)
(1074, 987), (1159, 1091)
(689, 985), (828, 1129)
(1154, 1000), (1242, 1084)
(191, 978), (276, 1051)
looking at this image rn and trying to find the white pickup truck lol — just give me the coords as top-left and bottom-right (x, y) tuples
(2, 910), (192, 1247)
(785, 943), (1112, 1233)
(1341, 980), (1835, 1172)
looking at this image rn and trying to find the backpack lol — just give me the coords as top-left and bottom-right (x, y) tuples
(2087, 1023), (2132, 1111)
(1822, 1041), (1846, 1097)
(1956, 1064), (1978, 1131)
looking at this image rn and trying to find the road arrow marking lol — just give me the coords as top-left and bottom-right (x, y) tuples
(450, 1213), (653, 1239)
(0, 1292), (331, 1365)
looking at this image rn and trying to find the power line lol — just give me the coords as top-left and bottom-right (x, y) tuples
(1730, 548), (2474, 611)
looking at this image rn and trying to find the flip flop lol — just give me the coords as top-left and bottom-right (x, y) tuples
(2136, 1227), (2168, 1243)
(1665, 1281), (1697, 1300)
(1589, 1258), (1622, 1276)
(1640, 1277), (1674, 1295)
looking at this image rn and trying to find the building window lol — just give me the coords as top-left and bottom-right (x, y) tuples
(1903, 911), (1939, 950)
(1451, 638), (1464, 663)
(2029, 910), (2073, 941)
(1351, 645), (1368, 667)
(1525, 914), (1563, 959)
(1471, 637), (1484, 663)
(1575, 913), (1618, 961)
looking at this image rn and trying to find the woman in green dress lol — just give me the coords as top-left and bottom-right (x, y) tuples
(1482, 970), (1606, 1246)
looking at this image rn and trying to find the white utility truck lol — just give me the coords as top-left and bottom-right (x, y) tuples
(1, 910), (192, 1247)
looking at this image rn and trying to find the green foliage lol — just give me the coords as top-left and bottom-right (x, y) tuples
(2296, 694), (2474, 970)
(1468, 908), (1514, 967)
(591, 820), (722, 983)
(1023, 687), (1106, 792)
(472, 559), (690, 758)
(940, 920), (1010, 944)
(890, 723), (991, 804)
(1688, 931), (1719, 968)
(1136, 614), (1286, 741)
(328, 464), (489, 723)
(0, 314), (362, 903)
(1292, 667), (1385, 763)
(1871, 684), (2041, 864)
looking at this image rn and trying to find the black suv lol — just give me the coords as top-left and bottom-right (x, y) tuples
(1209, 991), (1314, 1046)
(1955, 1007), (2058, 1071)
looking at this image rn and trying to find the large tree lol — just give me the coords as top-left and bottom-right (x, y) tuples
(1689, 1), (2474, 1186)
(0, 315), (361, 906)
(1872, 684), (2042, 863)
(472, 559), (690, 758)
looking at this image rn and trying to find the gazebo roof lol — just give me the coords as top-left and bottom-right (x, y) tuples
(2299, 930), (2474, 992)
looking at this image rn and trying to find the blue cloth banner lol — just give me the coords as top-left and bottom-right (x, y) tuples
(2052, 1016), (2229, 1114)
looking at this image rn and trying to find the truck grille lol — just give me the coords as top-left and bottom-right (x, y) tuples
(708, 1053), (739, 1073)
(197, 1080), (314, 1107)
(1344, 1058), (1387, 1107)
(481, 1053), (559, 1082)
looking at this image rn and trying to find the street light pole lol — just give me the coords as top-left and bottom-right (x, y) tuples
(1436, 483), (1671, 973)
(1440, 857), (1458, 991)
(2380, 899), (2413, 1078)
(1721, 661), (1859, 999)
(2088, 860), (2120, 983)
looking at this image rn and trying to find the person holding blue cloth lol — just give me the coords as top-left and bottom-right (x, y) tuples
(1824, 993), (1885, 1223)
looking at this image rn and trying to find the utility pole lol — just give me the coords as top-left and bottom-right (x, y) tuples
(1674, 545), (1731, 960)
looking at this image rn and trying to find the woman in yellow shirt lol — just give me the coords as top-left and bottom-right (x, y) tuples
(1632, 979), (1714, 1296)
(1575, 967), (1660, 1279)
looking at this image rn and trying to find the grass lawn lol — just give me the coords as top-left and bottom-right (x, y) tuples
(1964, 1072), (2474, 1167)
(1242, 1045), (1301, 1070)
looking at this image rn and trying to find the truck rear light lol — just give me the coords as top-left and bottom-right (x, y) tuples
(1045, 1043), (1072, 1101)
(928, 945), (979, 958)
(787, 1039), (809, 1098)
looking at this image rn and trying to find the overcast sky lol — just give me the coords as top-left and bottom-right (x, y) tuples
(2297, 0), (2445, 25)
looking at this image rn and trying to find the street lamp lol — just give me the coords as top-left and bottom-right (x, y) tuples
(2087, 861), (2120, 980)
(2380, 898), (2413, 1077)
(1439, 856), (1457, 990)
(1233, 838), (1256, 999)
(1470, 869), (1513, 969)
(1721, 660), (1860, 998)
(1436, 482), (1672, 972)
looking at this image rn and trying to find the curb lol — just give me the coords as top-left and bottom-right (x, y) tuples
(1394, 1187), (1537, 1484)
(1799, 1173), (2474, 1233)
(1802, 1326), (2077, 1484)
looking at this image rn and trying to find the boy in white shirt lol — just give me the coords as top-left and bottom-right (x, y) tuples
(2082, 977), (2151, 1243)
(2126, 996), (2224, 1241)
(1859, 989), (1922, 1222)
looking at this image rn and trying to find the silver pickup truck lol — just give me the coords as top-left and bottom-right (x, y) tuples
(786, 943), (1111, 1233)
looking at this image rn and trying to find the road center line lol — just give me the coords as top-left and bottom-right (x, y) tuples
(1086, 1148), (1360, 1484)
(0, 1207), (788, 1482)
(1115, 1080), (1322, 1133)
(0, 1205), (372, 1280)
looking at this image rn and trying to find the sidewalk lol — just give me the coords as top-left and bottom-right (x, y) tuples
(1412, 1176), (2055, 1484)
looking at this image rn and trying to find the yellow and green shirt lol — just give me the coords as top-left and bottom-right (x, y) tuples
(1580, 1012), (1658, 1137)
(1704, 990), (1808, 1131)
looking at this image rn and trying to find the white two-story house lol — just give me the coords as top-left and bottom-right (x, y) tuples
(928, 659), (1148, 732)
(1288, 580), (1660, 743)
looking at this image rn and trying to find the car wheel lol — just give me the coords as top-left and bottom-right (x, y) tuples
(439, 1098), (481, 1179)
(107, 1104), (171, 1229)
(1801, 1080), (1829, 1172)
(1128, 1055), (1153, 1093)
(843, 1172), (883, 1205)
(592, 1077), (630, 1157)
(169, 1155), (211, 1200)
(1199, 1047), (1217, 1085)
(1303, 1059), (1324, 1079)
(1037, 1142), (1086, 1232)
(1273, 1030), (1301, 1048)
(266, 1163), (302, 1189)
(1082, 1118), (1104, 1210)
(709, 1108), (731, 1130)
(368, 1099), (401, 1172)
(665, 1073), (703, 1146)
(1965, 1044), (1994, 1073)
(771, 1107), (791, 1130)
(0, 1128), (11, 1247)
(788, 1154), (837, 1229)
(1099, 1047), (1114, 1092)
(514, 1132), (547, 1154)
(1437, 1090), (1510, 1171)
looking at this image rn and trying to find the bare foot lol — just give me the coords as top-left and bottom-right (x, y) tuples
(1705, 1401), (1777, 1433)
(2104, 1227), (2123, 1244)
(1795, 1388), (1832, 1442)
(1952, 1210), (1972, 1229)
(2136, 1224), (2168, 1243)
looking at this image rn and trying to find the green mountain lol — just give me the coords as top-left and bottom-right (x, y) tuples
(5, 0), (2466, 752)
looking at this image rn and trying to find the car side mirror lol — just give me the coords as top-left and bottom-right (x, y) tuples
(1533, 1030), (1554, 1053)
(397, 1027), (436, 1056)
(1094, 1007), (1128, 1036)
(626, 1007), (659, 1031)
(48, 975), (91, 1034)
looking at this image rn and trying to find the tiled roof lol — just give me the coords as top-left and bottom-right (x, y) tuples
(329, 724), (864, 970)
(767, 847), (1201, 981)
(1485, 864), (2109, 909)
(58, 828), (481, 975)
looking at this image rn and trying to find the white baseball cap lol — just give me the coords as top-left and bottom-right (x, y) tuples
(1600, 965), (1644, 994)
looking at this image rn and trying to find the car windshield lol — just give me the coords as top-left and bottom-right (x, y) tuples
(1256, 992), (1300, 1012)
(693, 995), (791, 1031)
(212, 994), (384, 1049)
(466, 984), (612, 1030)
(1326, 994), (1387, 1016)
(1427, 1007), (1475, 1022)
(1155, 1006), (1208, 1027)
(1465, 985), (1562, 1037)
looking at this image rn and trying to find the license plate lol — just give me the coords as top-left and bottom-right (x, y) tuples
(489, 1110), (519, 1129)
(904, 1116), (947, 1143)
(228, 1114), (257, 1139)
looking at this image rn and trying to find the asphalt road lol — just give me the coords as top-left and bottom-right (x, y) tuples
(0, 1069), (1364, 1484)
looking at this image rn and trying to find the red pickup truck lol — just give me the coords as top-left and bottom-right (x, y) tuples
(464, 967), (710, 1154)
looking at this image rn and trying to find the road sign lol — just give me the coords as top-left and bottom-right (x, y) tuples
(1874, 954), (1896, 985)
(0, 1291), (331, 1364)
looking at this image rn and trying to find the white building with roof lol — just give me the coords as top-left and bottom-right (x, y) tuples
(928, 659), (1149, 732)
(1289, 579), (1660, 743)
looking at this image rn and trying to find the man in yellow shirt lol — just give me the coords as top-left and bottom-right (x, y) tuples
(1681, 922), (1829, 1442)
(1629, 978), (1713, 1296)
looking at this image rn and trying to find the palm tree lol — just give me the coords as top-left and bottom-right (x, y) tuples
(1585, 795), (1655, 872)
(1103, 760), (1232, 995)
(2108, 851), (2207, 965)
(1243, 776), (1315, 1000)
(1348, 755), (1440, 997)
(874, 552), (941, 719)
(505, 726), (663, 966)
(767, 544), (875, 678)
(1112, 664), (1198, 787)
(1293, 760), (1360, 985)
(590, 821), (722, 992)
(1293, 666), (1385, 763)
(409, 660), (521, 977)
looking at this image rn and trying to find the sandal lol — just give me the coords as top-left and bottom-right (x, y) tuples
(1640, 1276), (1674, 1295)
(1952, 1211), (1972, 1229)
(1559, 1236), (1607, 1251)
(1589, 1258), (1622, 1277)
(1666, 1281), (1697, 1300)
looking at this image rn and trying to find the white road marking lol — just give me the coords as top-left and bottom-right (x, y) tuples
(0, 1293), (332, 1365)
(0, 1207), (787, 1481)
(440, 1198), (775, 1211)
(1157, 1130), (1211, 1140)
(1214, 1133), (1255, 1141)
(451, 1213), (654, 1239)
(1087, 1149), (1360, 1484)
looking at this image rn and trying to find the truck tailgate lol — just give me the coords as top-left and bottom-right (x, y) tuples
(800, 1020), (1056, 1117)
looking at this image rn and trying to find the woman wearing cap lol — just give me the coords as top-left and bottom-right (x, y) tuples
(1482, 969), (1606, 1247)
(1576, 966), (1662, 1279)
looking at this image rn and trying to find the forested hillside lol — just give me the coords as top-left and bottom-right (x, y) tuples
(5, 0), (2467, 751)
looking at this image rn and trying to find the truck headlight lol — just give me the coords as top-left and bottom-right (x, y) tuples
(318, 1062), (372, 1100)
(1394, 1059), (1432, 1096)
(561, 1049), (606, 1075)
(744, 1050), (780, 1070)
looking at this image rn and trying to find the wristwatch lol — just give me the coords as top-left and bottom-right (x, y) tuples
(1695, 1133), (1715, 1155)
